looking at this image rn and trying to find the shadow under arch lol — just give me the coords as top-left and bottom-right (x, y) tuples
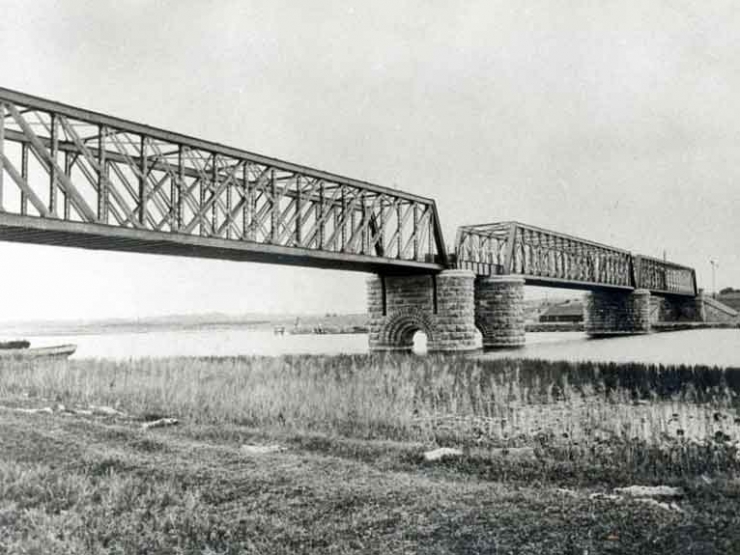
(379, 310), (436, 351)
(474, 317), (491, 342)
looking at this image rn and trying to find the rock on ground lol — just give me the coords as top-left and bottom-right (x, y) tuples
(241, 444), (286, 455)
(423, 447), (464, 461)
(614, 485), (684, 498)
(635, 498), (685, 513)
(90, 405), (127, 417)
(13, 407), (53, 415)
(141, 418), (179, 430)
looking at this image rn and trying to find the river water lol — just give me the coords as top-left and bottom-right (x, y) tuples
(9, 327), (740, 367)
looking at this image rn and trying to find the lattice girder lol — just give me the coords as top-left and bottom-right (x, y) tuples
(455, 221), (696, 296)
(0, 88), (447, 274)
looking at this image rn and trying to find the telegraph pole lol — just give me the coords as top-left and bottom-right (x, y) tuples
(710, 259), (719, 299)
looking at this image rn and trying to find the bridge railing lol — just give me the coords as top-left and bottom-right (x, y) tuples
(455, 221), (696, 295)
(0, 88), (447, 271)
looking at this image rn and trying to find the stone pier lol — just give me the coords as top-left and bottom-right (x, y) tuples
(475, 276), (525, 348)
(584, 289), (651, 336)
(367, 269), (478, 353)
(368, 270), (716, 352)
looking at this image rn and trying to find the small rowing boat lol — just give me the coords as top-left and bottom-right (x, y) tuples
(0, 344), (77, 360)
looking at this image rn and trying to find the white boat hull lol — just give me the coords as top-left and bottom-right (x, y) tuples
(0, 344), (77, 360)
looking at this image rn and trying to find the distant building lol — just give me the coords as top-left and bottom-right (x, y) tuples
(539, 300), (584, 323)
(717, 290), (740, 313)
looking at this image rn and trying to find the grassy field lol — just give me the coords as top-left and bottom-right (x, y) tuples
(2, 355), (740, 553)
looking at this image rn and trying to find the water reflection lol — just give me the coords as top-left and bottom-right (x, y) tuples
(479, 329), (740, 368)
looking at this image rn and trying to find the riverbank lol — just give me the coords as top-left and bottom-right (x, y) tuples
(2, 355), (740, 552)
(3, 407), (739, 554)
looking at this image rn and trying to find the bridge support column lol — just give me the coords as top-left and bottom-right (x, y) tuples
(585, 289), (651, 336)
(367, 270), (478, 353)
(652, 295), (706, 324)
(474, 276), (525, 348)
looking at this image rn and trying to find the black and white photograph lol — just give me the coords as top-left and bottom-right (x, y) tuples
(1, 1), (739, 553)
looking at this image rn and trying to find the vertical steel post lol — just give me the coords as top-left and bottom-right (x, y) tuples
(63, 151), (71, 220)
(98, 126), (108, 223)
(317, 181), (324, 249)
(269, 168), (276, 244)
(20, 143), (28, 215)
(171, 144), (181, 232)
(246, 164), (255, 241)
(412, 203), (420, 260)
(340, 187), (347, 251)
(396, 202), (402, 258)
(350, 200), (357, 252)
(211, 155), (218, 236)
(176, 146), (185, 231)
(377, 199), (386, 257)
(225, 162), (232, 240)
(333, 193), (340, 250)
(428, 209), (434, 263)
(199, 155), (207, 236)
(361, 194), (368, 255)
(503, 224), (517, 274)
(522, 229), (529, 274)
(49, 113), (57, 215)
(242, 163), (250, 240)
(295, 175), (302, 246)
(139, 136), (147, 226)
(0, 102), (5, 211)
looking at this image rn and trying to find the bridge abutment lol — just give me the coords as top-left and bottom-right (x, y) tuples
(651, 295), (706, 324)
(367, 270), (478, 353)
(655, 292), (739, 324)
(585, 289), (651, 336)
(474, 276), (526, 348)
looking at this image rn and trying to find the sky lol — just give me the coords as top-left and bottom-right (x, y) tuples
(0, 0), (738, 321)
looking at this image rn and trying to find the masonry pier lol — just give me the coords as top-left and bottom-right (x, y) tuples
(475, 276), (526, 348)
(368, 274), (726, 353)
(367, 270), (478, 353)
(584, 289), (652, 336)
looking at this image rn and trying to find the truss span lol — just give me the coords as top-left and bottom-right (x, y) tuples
(455, 222), (697, 296)
(0, 88), (447, 274)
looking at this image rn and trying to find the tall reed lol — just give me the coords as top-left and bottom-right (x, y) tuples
(2, 355), (739, 449)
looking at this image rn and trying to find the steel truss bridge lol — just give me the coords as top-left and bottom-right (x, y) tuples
(455, 222), (697, 296)
(0, 88), (697, 296)
(0, 88), (447, 275)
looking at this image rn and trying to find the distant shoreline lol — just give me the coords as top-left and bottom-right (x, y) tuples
(0, 312), (369, 338)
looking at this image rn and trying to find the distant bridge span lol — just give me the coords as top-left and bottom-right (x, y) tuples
(0, 88), (716, 352)
(455, 222), (697, 297)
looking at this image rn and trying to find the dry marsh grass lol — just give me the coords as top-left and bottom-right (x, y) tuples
(2, 355), (739, 452)
(3, 355), (740, 553)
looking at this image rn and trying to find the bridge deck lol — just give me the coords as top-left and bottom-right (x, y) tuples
(0, 88), (446, 274)
(0, 213), (441, 274)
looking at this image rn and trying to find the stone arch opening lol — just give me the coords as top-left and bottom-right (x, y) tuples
(474, 318), (491, 341)
(379, 311), (436, 351)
